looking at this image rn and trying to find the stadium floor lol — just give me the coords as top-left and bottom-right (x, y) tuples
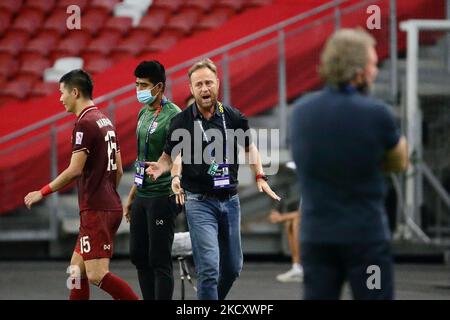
(0, 260), (449, 300)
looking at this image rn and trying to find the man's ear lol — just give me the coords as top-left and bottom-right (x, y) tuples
(189, 84), (194, 96)
(72, 87), (80, 98)
(353, 68), (364, 85)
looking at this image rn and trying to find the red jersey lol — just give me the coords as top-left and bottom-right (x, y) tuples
(72, 106), (122, 212)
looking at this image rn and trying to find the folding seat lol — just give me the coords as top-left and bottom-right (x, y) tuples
(83, 32), (121, 56)
(121, 0), (152, 13)
(180, 0), (215, 14)
(44, 57), (84, 82)
(142, 34), (179, 54)
(80, 52), (105, 67)
(0, 0), (24, 15)
(134, 11), (169, 36)
(90, 0), (121, 15)
(194, 10), (230, 33)
(14, 74), (40, 89)
(163, 10), (200, 37)
(84, 56), (113, 74)
(213, 0), (244, 17)
(23, 0), (56, 15)
(10, 9), (46, 37)
(0, 32), (29, 56)
(55, 0), (89, 12)
(103, 16), (134, 37)
(42, 12), (71, 36)
(110, 51), (136, 63)
(114, 0), (152, 25)
(18, 56), (51, 78)
(0, 79), (33, 100)
(51, 32), (91, 60)
(151, 0), (183, 14)
(0, 75), (6, 88)
(0, 12), (12, 37)
(22, 33), (60, 57)
(29, 81), (59, 97)
(78, 9), (108, 37)
(111, 33), (152, 58)
(0, 54), (19, 79)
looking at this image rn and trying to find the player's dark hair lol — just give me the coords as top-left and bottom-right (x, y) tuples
(59, 69), (94, 99)
(134, 60), (166, 91)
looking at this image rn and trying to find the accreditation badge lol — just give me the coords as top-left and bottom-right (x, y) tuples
(213, 164), (230, 189)
(134, 161), (146, 188)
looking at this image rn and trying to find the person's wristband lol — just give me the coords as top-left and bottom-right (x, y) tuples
(171, 175), (181, 181)
(40, 184), (53, 197)
(255, 173), (268, 182)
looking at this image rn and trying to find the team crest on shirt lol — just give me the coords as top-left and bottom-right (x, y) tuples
(150, 122), (158, 134)
(75, 132), (83, 145)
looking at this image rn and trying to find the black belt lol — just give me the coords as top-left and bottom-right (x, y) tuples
(204, 188), (237, 201)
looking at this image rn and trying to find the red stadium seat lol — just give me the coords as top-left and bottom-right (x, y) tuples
(22, 33), (60, 57)
(90, 0), (121, 14)
(10, 9), (46, 36)
(142, 34), (179, 54)
(151, 0), (183, 14)
(0, 54), (19, 79)
(43, 11), (71, 36)
(19, 56), (51, 78)
(84, 32), (121, 55)
(51, 32), (91, 60)
(111, 33), (153, 57)
(215, 0), (245, 11)
(212, 0), (244, 17)
(110, 51), (136, 63)
(23, 0), (56, 15)
(79, 9), (109, 37)
(84, 56), (113, 74)
(180, 0), (215, 14)
(81, 52), (105, 65)
(0, 32), (29, 56)
(14, 74), (40, 88)
(194, 10), (230, 33)
(0, 79), (33, 100)
(0, 12), (12, 37)
(103, 16), (134, 37)
(56, 0), (89, 12)
(29, 81), (59, 97)
(135, 11), (169, 36)
(164, 10), (200, 36)
(0, 0), (24, 15)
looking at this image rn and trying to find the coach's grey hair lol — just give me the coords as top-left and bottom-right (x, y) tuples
(319, 28), (376, 86)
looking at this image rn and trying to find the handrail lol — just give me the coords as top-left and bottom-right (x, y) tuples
(0, 0), (347, 146)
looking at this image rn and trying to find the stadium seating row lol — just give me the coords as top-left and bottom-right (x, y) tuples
(0, 0), (272, 106)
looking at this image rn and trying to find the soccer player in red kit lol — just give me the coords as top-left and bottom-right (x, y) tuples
(24, 69), (139, 300)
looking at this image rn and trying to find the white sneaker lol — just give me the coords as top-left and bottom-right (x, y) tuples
(276, 267), (303, 283)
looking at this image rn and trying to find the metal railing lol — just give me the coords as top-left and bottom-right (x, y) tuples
(398, 19), (450, 243)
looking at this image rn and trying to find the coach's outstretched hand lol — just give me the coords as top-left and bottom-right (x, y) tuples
(257, 179), (281, 201)
(24, 191), (43, 209)
(145, 162), (162, 181)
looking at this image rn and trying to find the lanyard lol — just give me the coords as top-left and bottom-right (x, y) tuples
(137, 100), (165, 161)
(196, 102), (228, 163)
